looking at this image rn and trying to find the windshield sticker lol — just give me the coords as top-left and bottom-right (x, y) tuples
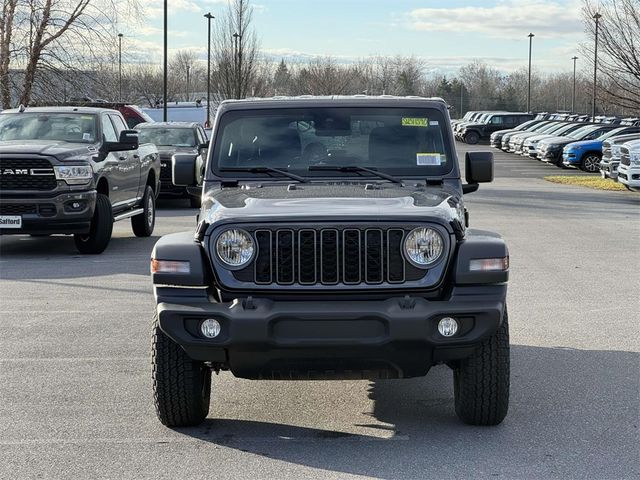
(417, 153), (441, 166)
(83, 133), (92, 141)
(401, 117), (429, 128)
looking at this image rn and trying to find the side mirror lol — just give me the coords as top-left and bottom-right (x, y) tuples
(173, 153), (198, 187)
(103, 130), (139, 152)
(463, 151), (493, 194)
(198, 142), (209, 150)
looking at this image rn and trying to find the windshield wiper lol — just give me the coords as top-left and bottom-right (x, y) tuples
(308, 165), (404, 185)
(220, 166), (309, 183)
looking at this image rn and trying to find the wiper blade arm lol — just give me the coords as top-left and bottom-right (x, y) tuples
(308, 165), (404, 184)
(220, 166), (309, 183)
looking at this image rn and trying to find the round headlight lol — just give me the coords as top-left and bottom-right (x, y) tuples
(404, 227), (444, 267)
(215, 229), (254, 267)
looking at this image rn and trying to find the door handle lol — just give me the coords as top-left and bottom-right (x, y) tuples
(118, 155), (126, 161)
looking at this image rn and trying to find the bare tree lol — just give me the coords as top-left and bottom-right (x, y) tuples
(170, 50), (205, 101)
(582, 0), (640, 112)
(1, 0), (140, 108)
(211, 0), (263, 99)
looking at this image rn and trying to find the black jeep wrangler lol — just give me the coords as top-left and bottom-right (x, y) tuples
(150, 96), (510, 427)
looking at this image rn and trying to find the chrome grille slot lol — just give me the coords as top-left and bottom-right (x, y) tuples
(320, 229), (339, 284)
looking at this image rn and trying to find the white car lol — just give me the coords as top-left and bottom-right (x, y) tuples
(600, 133), (640, 180)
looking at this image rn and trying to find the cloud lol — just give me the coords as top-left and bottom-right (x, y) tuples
(407, 0), (584, 39)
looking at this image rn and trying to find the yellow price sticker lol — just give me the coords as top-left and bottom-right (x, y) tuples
(401, 117), (429, 127)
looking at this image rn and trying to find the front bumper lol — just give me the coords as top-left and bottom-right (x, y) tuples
(0, 190), (96, 235)
(540, 149), (562, 165)
(156, 285), (507, 379)
(599, 160), (619, 179)
(617, 164), (640, 187)
(562, 152), (580, 166)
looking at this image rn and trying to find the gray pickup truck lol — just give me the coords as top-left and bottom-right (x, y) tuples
(0, 106), (160, 253)
(150, 96), (510, 428)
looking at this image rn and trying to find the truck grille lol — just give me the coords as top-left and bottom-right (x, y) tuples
(0, 204), (37, 215)
(602, 142), (612, 161)
(230, 226), (432, 287)
(620, 148), (630, 166)
(159, 155), (173, 182)
(0, 158), (56, 191)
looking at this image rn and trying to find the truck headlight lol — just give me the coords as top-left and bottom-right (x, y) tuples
(215, 229), (254, 267)
(54, 165), (93, 185)
(403, 227), (444, 268)
(630, 152), (640, 166)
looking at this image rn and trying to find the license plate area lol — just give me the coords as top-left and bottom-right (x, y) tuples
(0, 215), (22, 228)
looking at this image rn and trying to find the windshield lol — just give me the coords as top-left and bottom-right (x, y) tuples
(0, 112), (98, 143)
(536, 122), (564, 134)
(515, 120), (537, 131)
(138, 127), (197, 147)
(600, 127), (635, 140)
(212, 107), (454, 179)
(568, 125), (599, 139)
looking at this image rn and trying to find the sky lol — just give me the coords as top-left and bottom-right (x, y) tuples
(120, 0), (589, 76)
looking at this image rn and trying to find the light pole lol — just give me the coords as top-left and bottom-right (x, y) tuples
(163, 0), (168, 121)
(527, 33), (534, 113)
(233, 33), (241, 99)
(592, 12), (602, 120)
(186, 65), (191, 101)
(118, 33), (123, 102)
(204, 12), (214, 127)
(571, 56), (578, 113)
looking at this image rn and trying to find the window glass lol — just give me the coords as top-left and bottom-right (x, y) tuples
(101, 115), (117, 142)
(138, 127), (198, 147)
(0, 112), (97, 143)
(109, 114), (127, 135)
(212, 107), (453, 178)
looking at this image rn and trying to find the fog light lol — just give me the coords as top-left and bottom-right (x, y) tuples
(200, 318), (221, 338)
(438, 317), (458, 337)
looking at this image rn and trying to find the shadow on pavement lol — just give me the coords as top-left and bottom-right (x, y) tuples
(173, 345), (639, 479)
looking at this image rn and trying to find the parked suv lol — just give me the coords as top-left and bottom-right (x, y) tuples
(137, 122), (208, 208)
(562, 126), (640, 172)
(150, 96), (510, 428)
(0, 106), (160, 253)
(538, 124), (618, 167)
(460, 113), (534, 145)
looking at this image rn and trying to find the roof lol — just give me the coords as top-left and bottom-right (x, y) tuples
(1, 106), (113, 115)
(217, 95), (450, 112)
(136, 121), (200, 129)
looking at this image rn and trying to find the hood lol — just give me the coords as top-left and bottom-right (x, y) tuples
(0, 140), (98, 160)
(564, 139), (602, 150)
(156, 145), (198, 156)
(512, 132), (540, 141)
(539, 136), (575, 146)
(201, 183), (464, 228)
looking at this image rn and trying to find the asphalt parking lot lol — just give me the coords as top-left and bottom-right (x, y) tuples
(0, 143), (638, 480)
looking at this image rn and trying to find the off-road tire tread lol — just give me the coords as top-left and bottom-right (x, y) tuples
(73, 193), (113, 254)
(152, 313), (210, 427)
(454, 309), (510, 426)
(132, 185), (155, 237)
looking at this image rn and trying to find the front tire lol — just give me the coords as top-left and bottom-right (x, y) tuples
(464, 131), (480, 145)
(580, 153), (602, 173)
(73, 193), (113, 254)
(453, 308), (510, 426)
(131, 185), (155, 237)
(152, 313), (211, 427)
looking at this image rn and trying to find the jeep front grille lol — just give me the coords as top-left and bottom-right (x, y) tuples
(228, 225), (434, 288)
(0, 158), (56, 191)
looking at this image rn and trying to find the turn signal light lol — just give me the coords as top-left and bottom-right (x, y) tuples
(151, 259), (190, 274)
(469, 257), (509, 272)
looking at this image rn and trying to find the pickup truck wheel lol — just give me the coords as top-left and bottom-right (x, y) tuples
(189, 195), (201, 209)
(464, 131), (480, 145)
(453, 308), (510, 426)
(131, 185), (155, 237)
(73, 193), (113, 254)
(580, 154), (601, 173)
(152, 313), (211, 427)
